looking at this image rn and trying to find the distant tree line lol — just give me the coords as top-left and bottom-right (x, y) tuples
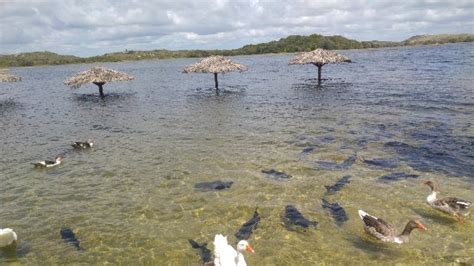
(1, 33), (472, 68)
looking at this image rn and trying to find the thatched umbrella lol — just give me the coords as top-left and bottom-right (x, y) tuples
(0, 70), (21, 82)
(289, 48), (351, 85)
(183, 56), (247, 90)
(64, 66), (134, 98)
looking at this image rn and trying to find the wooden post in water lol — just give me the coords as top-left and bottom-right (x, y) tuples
(214, 73), (219, 90)
(317, 64), (322, 86)
(93, 82), (106, 98)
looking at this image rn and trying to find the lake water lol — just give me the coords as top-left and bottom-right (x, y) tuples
(1, 43), (473, 265)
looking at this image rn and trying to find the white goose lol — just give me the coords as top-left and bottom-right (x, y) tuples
(214, 234), (254, 266)
(0, 228), (17, 248)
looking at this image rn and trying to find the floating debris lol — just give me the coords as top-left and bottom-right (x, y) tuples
(194, 180), (233, 191)
(363, 158), (400, 169)
(315, 153), (357, 170)
(325, 175), (351, 195)
(378, 172), (419, 182)
(262, 169), (292, 180)
(282, 205), (318, 231)
(60, 228), (83, 251)
(188, 239), (212, 264)
(235, 209), (261, 240)
(322, 198), (348, 226)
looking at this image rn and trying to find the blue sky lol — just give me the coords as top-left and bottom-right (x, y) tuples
(1, 0), (473, 57)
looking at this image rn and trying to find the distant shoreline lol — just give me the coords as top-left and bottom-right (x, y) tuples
(1, 33), (472, 68)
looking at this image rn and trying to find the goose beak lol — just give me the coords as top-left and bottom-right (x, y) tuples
(245, 244), (255, 253)
(417, 223), (427, 231)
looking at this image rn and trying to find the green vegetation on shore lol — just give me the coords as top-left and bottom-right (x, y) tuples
(1, 33), (472, 68)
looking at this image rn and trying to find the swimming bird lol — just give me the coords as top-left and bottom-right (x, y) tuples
(0, 228), (17, 248)
(282, 205), (318, 231)
(188, 239), (213, 265)
(358, 210), (426, 244)
(214, 234), (254, 266)
(72, 139), (94, 149)
(33, 155), (63, 168)
(235, 209), (261, 240)
(423, 180), (471, 218)
(60, 228), (83, 251)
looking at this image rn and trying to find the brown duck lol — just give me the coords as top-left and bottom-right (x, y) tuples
(358, 210), (426, 244)
(423, 180), (471, 218)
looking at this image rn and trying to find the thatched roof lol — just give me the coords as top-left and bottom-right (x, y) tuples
(64, 66), (134, 88)
(289, 48), (351, 66)
(183, 56), (248, 74)
(0, 70), (21, 82)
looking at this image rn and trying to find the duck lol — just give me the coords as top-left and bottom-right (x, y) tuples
(72, 139), (94, 149)
(423, 180), (471, 218)
(0, 228), (17, 248)
(214, 234), (254, 266)
(358, 210), (426, 244)
(33, 155), (63, 168)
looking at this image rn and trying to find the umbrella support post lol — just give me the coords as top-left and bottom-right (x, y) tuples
(317, 65), (322, 86)
(94, 82), (106, 98)
(214, 73), (219, 90)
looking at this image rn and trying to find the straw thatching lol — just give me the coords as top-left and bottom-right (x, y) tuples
(65, 66), (134, 89)
(183, 56), (247, 74)
(64, 66), (134, 97)
(290, 48), (351, 85)
(183, 56), (247, 90)
(289, 48), (351, 66)
(0, 70), (21, 82)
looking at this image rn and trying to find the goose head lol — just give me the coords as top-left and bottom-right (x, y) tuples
(236, 240), (254, 253)
(423, 180), (436, 192)
(55, 155), (64, 163)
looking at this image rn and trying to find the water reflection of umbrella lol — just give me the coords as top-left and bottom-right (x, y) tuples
(183, 56), (248, 90)
(64, 66), (134, 98)
(0, 70), (21, 82)
(290, 48), (351, 86)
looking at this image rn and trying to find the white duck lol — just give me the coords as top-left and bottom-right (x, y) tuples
(0, 228), (17, 248)
(214, 234), (254, 266)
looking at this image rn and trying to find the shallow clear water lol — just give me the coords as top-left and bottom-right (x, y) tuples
(1, 43), (473, 265)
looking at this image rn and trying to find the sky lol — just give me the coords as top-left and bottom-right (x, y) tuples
(0, 0), (473, 57)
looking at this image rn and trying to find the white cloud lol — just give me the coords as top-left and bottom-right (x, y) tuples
(0, 0), (472, 56)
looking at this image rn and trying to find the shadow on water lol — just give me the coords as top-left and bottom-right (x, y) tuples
(384, 121), (474, 179)
(409, 207), (457, 226)
(0, 98), (23, 114)
(0, 242), (31, 261)
(346, 235), (403, 259)
(377, 172), (419, 182)
(315, 153), (357, 171)
(292, 78), (353, 91)
(363, 157), (400, 169)
(288, 134), (336, 151)
(72, 92), (137, 105)
(188, 85), (247, 98)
